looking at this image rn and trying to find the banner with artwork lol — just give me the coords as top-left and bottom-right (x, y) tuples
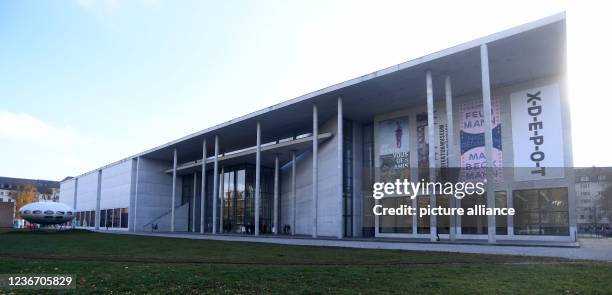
(510, 83), (564, 181)
(417, 113), (429, 175)
(378, 116), (410, 182)
(460, 98), (502, 182)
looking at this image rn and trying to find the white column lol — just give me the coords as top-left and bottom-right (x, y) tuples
(292, 151), (297, 235)
(133, 157), (140, 232)
(337, 97), (344, 239)
(219, 166), (224, 233)
(426, 71), (437, 242)
(312, 104), (318, 238)
(171, 148), (177, 232)
(445, 75), (456, 241)
(72, 178), (78, 228)
(480, 43), (496, 243)
(95, 169), (102, 230)
(255, 122), (261, 236)
(192, 172), (197, 232)
(200, 139), (207, 234)
(273, 154), (279, 235)
(507, 189), (514, 236)
(212, 136), (219, 234)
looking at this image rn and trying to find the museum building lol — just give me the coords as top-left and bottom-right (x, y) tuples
(59, 13), (575, 243)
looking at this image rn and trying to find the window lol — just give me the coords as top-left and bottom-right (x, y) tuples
(120, 208), (128, 228)
(343, 120), (354, 237)
(461, 193), (488, 234)
(113, 208), (120, 228)
(106, 209), (113, 228)
(580, 176), (589, 182)
(361, 124), (375, 237)
(379, 197), (412, 234)
(216, 165), (274, 235)
(437, 196), (450, 234)
(513, 188), (569, 236)
(417, 196), (430, 234)
(100, 209), (106, 227)
(495, 191), (508, 235)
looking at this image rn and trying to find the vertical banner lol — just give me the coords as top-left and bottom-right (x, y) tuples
(511, 83), (564, 181)
(435, 106), (449, 169)
(460, 98), (502, 182)
(417, 113), (429, 174)
(417, 108), (448, 180)
(378, 117), (410, 183)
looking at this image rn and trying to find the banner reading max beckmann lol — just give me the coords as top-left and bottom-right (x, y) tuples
(510, 83), (565, 181)
(378, 116), (410, 183)
(460, 98), (502, 182)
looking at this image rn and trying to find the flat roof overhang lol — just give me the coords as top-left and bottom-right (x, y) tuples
(67, 13), (566, 180)
(164, 132), (332, 175)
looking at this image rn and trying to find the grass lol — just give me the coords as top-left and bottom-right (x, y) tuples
(0, 229), (611, 294)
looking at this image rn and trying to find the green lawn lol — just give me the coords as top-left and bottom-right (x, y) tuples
(0, 230), (611, 294)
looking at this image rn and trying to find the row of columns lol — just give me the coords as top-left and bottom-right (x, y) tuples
(423, 43), (495, 243)
(165, 98), (342, 238)
(135, 43), (495, 241)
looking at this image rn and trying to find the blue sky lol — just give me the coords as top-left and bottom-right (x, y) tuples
(1, 0), (610, 180)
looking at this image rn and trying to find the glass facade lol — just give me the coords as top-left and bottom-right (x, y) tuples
(100, 209), (107, 227)
(362, 112), (572, 239)
(75, 210), (96, 227)
(342, 120), (354, 237)
(181, 174), (196, 232)
(121, 208), (129, 228)
(218, 164), (274, 234)
(461, 193), (488, 234)
(379, 196), (412, 233)
(513, 188), (569, 236)
(74, 208), (128, 228)
(495, 191), (508, 235)
(417, 196), (430, 234)
(437, 196), (450, 234)
(361, 124), (375, 237)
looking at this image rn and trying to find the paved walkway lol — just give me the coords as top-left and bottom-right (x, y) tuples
(98, 230), (612, 262)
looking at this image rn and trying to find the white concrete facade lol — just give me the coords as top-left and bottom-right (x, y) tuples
(59, 13), (573, 244)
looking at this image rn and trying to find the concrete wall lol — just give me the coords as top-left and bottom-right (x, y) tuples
(133, 157), (183, 232)
(59, 178), (76, 208)
(75, 172), (98, 213)
(280, 115), (341, 237)
(100, 160), (132, 211)
(145, 202), (189, 232)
